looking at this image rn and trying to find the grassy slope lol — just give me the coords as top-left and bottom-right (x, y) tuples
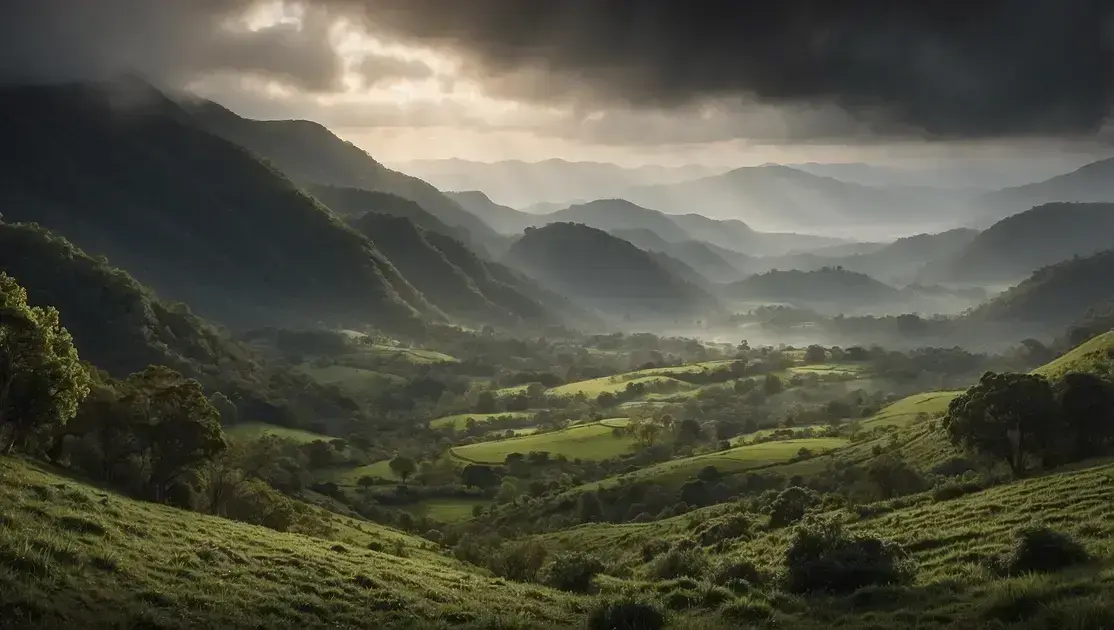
(1033, 331), (1114, 379)
(225, 422), (334, 444)
(430, 412), (534, 431)
(451, 420), (635, 464)
(548, 375), (694, 397)
(0, 458), (581, 630)
(860, 390), (963, 429)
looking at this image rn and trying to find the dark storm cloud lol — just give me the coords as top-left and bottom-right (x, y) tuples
(342, 0), (1114, 138)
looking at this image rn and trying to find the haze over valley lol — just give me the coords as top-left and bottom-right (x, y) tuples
(3, 3), (1114, 630)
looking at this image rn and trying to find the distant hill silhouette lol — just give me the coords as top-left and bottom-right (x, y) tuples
(610, 228), (744, 283)
(970, 249), (1114, 328)
(666, 212), (845, 257)
(726, 267), (898, 304)
(923, 203), (1114, 284)
(540, 199), (694, 242)
(0, 80), (432, 332)
(309, 185), (468, 241)
(504, 223), (721, 320)
(446, 190), (538, 235)
(189, 101), (501, 251)
(979, 157), (1114, 224)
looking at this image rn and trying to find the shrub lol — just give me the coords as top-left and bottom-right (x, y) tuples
(711, 558), (763, 586)
(931, 479), (984, 502)
(998, 523), (1090, 575)
(784, 517), (914, 594)
(491, 540), (548, 582)
(769, 486), (819, 528)
(586, 598), (665, 630)
(540, 552), (605, 593)
(692, 513), (752, 545)
(640, 539), (671, 562)
(648, 547), (709, 580)
(720, 596), (774, 623)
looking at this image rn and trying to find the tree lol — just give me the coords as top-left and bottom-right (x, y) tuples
(475, 391), (497, 414)
(357, 475), (376, 493)
(577, 491), (604, 522)
(389, 455), (417, 483)
(943, 372), (1063, 477)
(461, 464), (498, 489)
(676, 418), (703, 443)
(208, 392), (239, 425)
(764, 373), (784, 396)
(804, 345), (827, 364)
(0, 273), (90, 453)
(1053, 373), (1114, 462)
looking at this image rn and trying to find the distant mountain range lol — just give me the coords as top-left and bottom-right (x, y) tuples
(397, 158), (724, 208)
(725, 267), (899, 305)
(971, 249), (1114, 328)
(609, 228), (745, 283)
(504, 223), (721, 321)
(978, 158), (1114, 225)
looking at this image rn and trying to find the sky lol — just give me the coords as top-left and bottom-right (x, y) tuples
(2, 0), (1114, 169)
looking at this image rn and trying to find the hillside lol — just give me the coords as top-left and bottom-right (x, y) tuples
(980, 156), (1114, 223)
(188, 101), (501, 250)
(623, 164), (954, 235)
(504, 223), (721, 319)
(971, 249), (1114, 327)
(308, 185), (468, 241)
(726, 267), (898, 304)
(927, 203), (1114, 284)
(539, 199), (694, 243)
(446, 190), (538, 235)
(0, 81), (431, 332)
(0, 221), (358, 425)
(611, 229), (744, 283)
(1033, 331), (1114, 379)
(351, 213), (557, 327)
(667, 212), (844, 257)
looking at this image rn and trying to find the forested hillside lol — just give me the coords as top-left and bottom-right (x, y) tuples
(971, 249), (1114, 327)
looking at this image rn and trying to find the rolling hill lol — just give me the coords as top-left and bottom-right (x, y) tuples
(445, 190), (538, 235)
(610, 229), (744, 283)
(538, 199), (694, 243)
(623, 164), (955, 236)
(188, 101), (501, 251)
(924, 203), (1114, 284)
(726, 267), (899, 305)
(666, 212), (844, 257)
(979, 156), (1114, 223)
(307, 185), (468, 241)
(0, 80), (432, 333)
(504, 223), (721, 320)
(969, 249), (1114, 328)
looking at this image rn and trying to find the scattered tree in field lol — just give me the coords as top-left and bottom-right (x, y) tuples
(944, 372), (1061, 477)
(475, 391), (497, 414)
(764, 373), (784, 396)
(461, 463), (498, 489)
(805, 344), (827, 363)
(389, 455), (417, 482)
(0, 273), (90, 453)
(357, 475), (375, 492)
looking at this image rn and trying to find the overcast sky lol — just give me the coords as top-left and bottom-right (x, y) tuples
(3, 0), (1114, 168)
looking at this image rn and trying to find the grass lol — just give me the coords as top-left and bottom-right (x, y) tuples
(225, 422), (334, 444)
(859, 390), (963, 429)
(451, 419), (635, 464)
(586, 438), (849, 489)
(404, 499), (488, 523)
(548, 375), (693, 398)
(297, 364), (403, 395)
(365, 344), (458, 364)
(789, 362), (871, 376)
(315, 460), (398, 486)
(0, 457), (581, 629)
(429, 412), (534, 431)
(1033, 331), (1114, 380)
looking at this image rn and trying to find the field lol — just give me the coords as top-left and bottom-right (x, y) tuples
(859, 390), (963, 429)
(429, 412), (534, 431)
(547, 375), (693, 397)
(403, 498), (488, 523)
(297, 364), (403, 395)
(0, 457), (581, 629)
(788, 362), (870, 376)
(225, 422), (333, 444)
(587, 437), (849, 489)
(365, 344), (458, 364)
(1033, 331), (1114, 379)
(315, 460), (398, 485)
(451, 419), (634, 464)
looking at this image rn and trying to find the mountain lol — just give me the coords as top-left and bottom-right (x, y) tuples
(350, 212), (565, 328)
(726, 267), (899, 305)
(188, 101), (501, 251)
(446, 190), (538, 235)
(645, 251), (712, 289)
(623, 164), (959, 236)
(970, 249), (1114, 328)
(924, 203), (1114, 284)
(666, 212), (844, 257)
(980, 157), (1114, 223)
(397, 158), (723, 208)
(0, 81), (435, 333)
(504, 223), (721, 320)
(539, 199), (694, 243)
(306, 185), (467, 241)
(0, 221), (357, 425)
(609, 228), (744, 283)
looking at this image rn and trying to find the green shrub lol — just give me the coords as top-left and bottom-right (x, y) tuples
(692, 513), (752, 545)
(540, 552), (604, 593)
(720, 596), (774, 623)
(647, 547), (709, 580)
(999, 523), (1090, 575)
(784, 517), (914, 594)
(586, 598), (665, 630)
(491, 540), (548, 582)
(769, 486), (819, 528)
(711, 558), (763, 586)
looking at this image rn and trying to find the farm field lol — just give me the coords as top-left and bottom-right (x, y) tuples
(365, 344), (458, 364)
(788, 362), (870, 376)
(403, 498), (488, 523)
(451, 419), (634, 464)
(225, 422), (332, 444)
(547, 374), (693, 397)
(315, 460), (398, 486)
(297, 364), (403, 394)
(429, 411), (534, 431)
(859, 390), (963, 429)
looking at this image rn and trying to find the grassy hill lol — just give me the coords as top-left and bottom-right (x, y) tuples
(726, 267), (898, 304)
(1033, 331), (1114, 379)
(0, 81), (431, 333)
(505, 223), (721, 320)
(0, 457), (578, 629)
(451, 419), (634, 464)
(431, 412), (535, 431)
(971, 249), (1114, 328)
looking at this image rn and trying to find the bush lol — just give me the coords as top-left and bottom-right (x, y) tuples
(769, 486), (819, 528)
(998, 523), (1090, 575)
(784, 517), (914, 594)
(711, 558), (763, 586)
(540, 552), (604, 592)
(647, 547), (709, 580)
(586, 598), (665, 630)
(931, 479), (984, 502)
(491, 540), (548, 582)
(720, 596), (774, 623)
(692, 513), (752, 545)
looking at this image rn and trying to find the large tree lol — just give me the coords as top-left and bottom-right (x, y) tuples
(389, 455), (417, 482)
(943, 372), (1062, 477)
(0, 273), (89, 453)
(1053, 372), (1114, 462)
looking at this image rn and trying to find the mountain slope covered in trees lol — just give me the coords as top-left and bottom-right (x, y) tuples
(726, 267), (899, 304)
(0, 81), (433, 333)
(504, 223), (721, 319)
(446, 190), (538, 235)
(970, 249), (1114, 327)
(307, 185), (468, 241)
(610, 229), (744, 283)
